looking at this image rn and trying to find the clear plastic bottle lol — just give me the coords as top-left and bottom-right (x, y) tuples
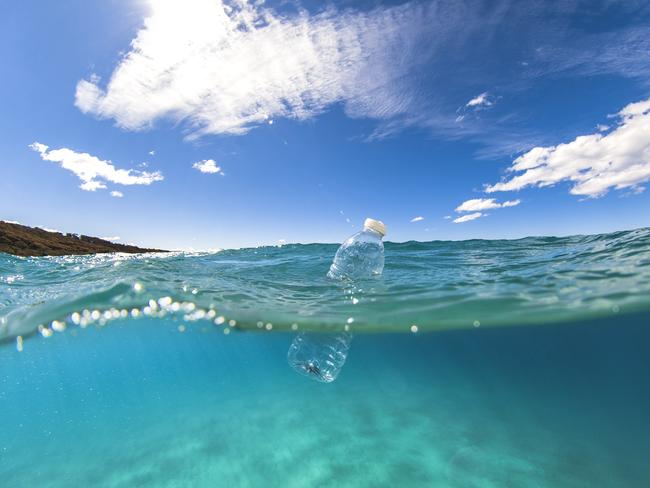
(287, 218), (387, 383)
(287, 332), (352, 383)
(327, 218), (387, 281)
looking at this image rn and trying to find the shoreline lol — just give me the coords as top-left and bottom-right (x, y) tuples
(0, 221), (166, 257)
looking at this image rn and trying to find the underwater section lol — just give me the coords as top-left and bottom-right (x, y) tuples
(1, 312), (649, 486)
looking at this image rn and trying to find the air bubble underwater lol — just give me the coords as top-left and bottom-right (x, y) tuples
(17, 291), (261, 350)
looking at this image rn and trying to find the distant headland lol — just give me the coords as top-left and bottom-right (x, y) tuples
(0, 221), (166, 257)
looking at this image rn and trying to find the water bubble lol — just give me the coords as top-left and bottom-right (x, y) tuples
(51, 320), (66, 332)
(40, 327), (53, 338)
(178, 325), (186, 333)
(410, 324), (418, 333)
(473, 320), (481, 328)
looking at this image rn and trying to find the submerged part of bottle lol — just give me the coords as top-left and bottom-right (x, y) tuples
(287, 332), (352, 383)
(327, 218), (386, 281)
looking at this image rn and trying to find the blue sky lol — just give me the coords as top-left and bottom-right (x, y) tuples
(1, 0), (650, 249)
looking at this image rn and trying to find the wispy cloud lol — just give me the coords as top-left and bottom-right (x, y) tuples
(192, 159), (223, 175)
(74, 0), (440, 139)
(30, 142), (163, 192)
(453, 212), (483, 223)
(455, 198), (520, 212)
(100, 236), (121, 241)
(72, 0), (650, 152)
(485, 97), (650, 197)
(466, 92), (493, 108)
(410, 216), (424, 222)
(110, 190), (124, 198)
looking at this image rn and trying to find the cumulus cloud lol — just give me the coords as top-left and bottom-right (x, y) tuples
(101, 236), (121, 241)
(455, 198), (520, 212)
(410, 216), (424, 222)
(74, 0), (441, 138)
(29, 142), (163, 191)
(485, 97), (650, 197)
(192, 159), (223, 174)
(453, 212), (483, 223)
(110, 190), (124, 198)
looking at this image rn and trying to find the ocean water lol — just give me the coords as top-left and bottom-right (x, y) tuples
(2, 228), (650, 486)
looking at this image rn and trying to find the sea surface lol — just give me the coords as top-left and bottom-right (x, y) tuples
(2, 228), (650, 486)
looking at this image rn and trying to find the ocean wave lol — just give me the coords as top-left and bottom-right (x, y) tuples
(2, 228), (650, 343)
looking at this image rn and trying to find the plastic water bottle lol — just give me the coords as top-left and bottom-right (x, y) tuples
(287, 332), (352, 383)
(327, 218), (387, 280)
(287, 218), (387, 383)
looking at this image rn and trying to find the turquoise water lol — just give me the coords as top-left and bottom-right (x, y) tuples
(2, 228), (650, 486)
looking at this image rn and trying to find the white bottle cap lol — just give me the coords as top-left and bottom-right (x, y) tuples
(364, 218), (387, 237)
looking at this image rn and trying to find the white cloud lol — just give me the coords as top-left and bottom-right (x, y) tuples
(110, 190), (124, 198)
(466, 92), (492, 108)
(455, 198), (520, 212)
(453, 212), (483, 223)
(39, 227), (61, 233)
(74, 0), (437, 138)
(192, 159), (223, 174)
(485, 97), (650, 197)
(443, 215), (452, 220)
(101, 236), (121, 242)
(410, 216), (424, 222)
(455, 91), (496, 126)
(30, 142), (163, 192)
(149, 150), (155, 156)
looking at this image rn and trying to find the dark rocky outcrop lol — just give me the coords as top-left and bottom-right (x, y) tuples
(0, 221), (166, 256)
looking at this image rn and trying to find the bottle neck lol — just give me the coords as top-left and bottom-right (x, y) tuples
(363, 227), (384, 239)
